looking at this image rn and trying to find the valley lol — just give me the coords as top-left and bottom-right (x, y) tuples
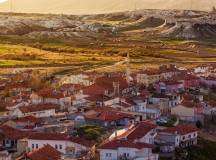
(0, 10), (215, 75)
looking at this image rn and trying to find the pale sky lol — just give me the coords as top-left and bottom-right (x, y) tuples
(0, 0), (215, 15)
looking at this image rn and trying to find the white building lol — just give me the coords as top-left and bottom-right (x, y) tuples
(162, 124), (198, 148)
(27, 132), (95, 157)
(11, 103), (57, 118)
(99, 139), (158, 160)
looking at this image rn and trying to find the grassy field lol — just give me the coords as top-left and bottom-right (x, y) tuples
(0, 32), (215, 75)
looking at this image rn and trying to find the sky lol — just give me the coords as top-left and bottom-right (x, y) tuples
(0, 0), (215, 15)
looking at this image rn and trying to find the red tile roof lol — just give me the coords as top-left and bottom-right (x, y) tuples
(28, 132), (94, 148)
(126, 121), (157, 140)
(19, 103), (58, 113)
(60, 83), (84, 90)
(15, 116), (41, 124)
(181, 101), (203, 109)
(83, 84), (108, 95)
(100, 139), (155, 150)
(162, 124), (199, 135)
(28, 132), (69, 141)
(207, 101), (216, 108)
(37, 88), (65, 99)
(0, 125), (33, 140)
(83, 76), (128, 95)
(26, 144), (61, 160)
(183, 94), (196, 101)
(86, 109), (133, 122)
(69, 137), (95, 148)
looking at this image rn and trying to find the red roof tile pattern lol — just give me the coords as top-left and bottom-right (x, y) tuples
(37, 88), (65, 99)
(162, 124), (199, 135)
(181, 101), (203, 109)
(0, 125), (34, 140)
(15, 116), (41, 124)
(26, 144), (61, 160)
(83, 76), (128, 95)
(100, 139), (155, 149)
(28, 132), (95, 147)
(28, 132), (69, 141)
(19, 103), (58, 113)
(86, 109), (133, 122)
(126, 121), (157, 140)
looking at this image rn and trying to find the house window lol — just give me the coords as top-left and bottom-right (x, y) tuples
(123, 153), (129, 157)
(59, 145), (62, 150)
(194, 133), (196, 137)
(36, 144), (38, 149)
(183, 136), (185, 140)
(6, 140), (10, 144)
(32, 144), (34, 149)
(106, 153), (112, 157)
(55, 145), (58, 149)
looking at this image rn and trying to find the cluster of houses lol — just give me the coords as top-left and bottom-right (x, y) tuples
(0, 64), (214, 160)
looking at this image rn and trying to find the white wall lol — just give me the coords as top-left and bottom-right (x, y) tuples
(28, 139), (67, 154)
(100, 149), (117, 160)
(24, 109), (55, 118)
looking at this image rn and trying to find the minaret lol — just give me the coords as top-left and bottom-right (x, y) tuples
(126, 52), (131, 84)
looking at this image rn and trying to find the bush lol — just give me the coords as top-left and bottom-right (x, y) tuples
(77, 125), (104, 140)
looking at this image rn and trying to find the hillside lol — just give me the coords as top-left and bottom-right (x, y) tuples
(0, 10), (214, 73)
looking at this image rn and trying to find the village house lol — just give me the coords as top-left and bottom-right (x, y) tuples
(3, 116), (41, 130)
(162, 124), (199, 148)
(5, 82), (32, 96)
(194, 65), (209, 74)
(30, 88), (72, 111)
(200, 76), (216, 88)
(59, 73), (96, 86)
(109, 121), (157, 144)
(17, 144), (61, 160)
(0, 147), (11, 160)
(173, 74), (200, 89)
(155, 131), (180, 153)
(60, 83), (84, 96)
(26, 132), (95, 158)
(171, 100), (204, 123)
(0, 125), (32, 151)
(109, 97), (136, 112)
(99, 139), (158, 160)
(11, 103), (58, 118)
(150, 93), (181, 115)
(154, 80), (184, 94)
(85, 107), (135, 127)
(82, 75), (130, 98)
(100, 121), (159, 160)
(137, 65), (180, 86)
